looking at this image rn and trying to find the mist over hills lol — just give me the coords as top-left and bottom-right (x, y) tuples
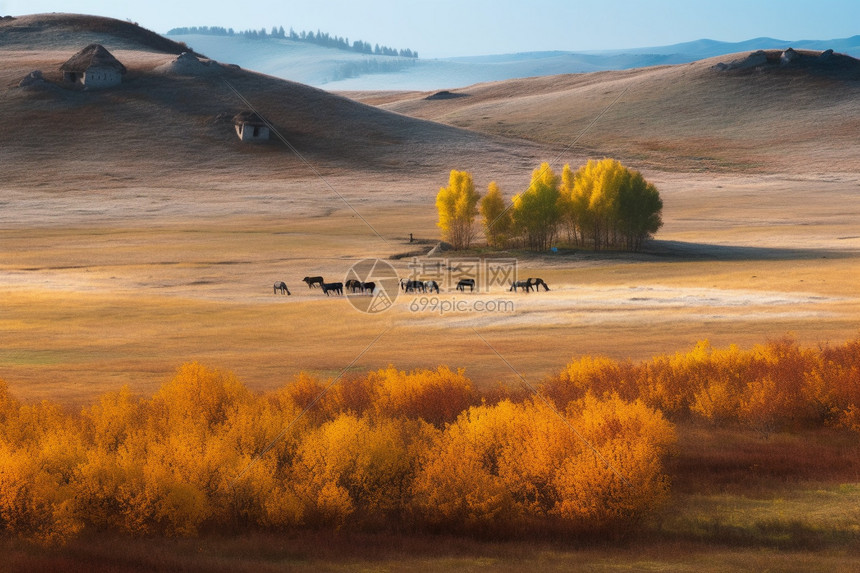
(167, 29), (860, 90)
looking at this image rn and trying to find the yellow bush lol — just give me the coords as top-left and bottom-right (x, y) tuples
(293, 413), (432, 528)
(412, 396), (675, 533)
(2, 336), (859, 544)
(543, 355), (637, 406)
(0, 439), (83, 544)
(411, 405), (516, 529)
(368, 365), (478, 426)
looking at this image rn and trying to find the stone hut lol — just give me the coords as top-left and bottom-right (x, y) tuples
(233, 111), (270, 141)
(60, 44), (126, 89)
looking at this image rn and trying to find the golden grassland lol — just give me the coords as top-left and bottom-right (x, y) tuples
(2, 196), (860, 405)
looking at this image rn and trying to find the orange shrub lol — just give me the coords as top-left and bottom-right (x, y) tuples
(292, 413), (434, 528)
(549, 337), (860, 433)
(813, 338), (860, 430)
(0, 396), (85, 543)
(368, 365), (478, 426)
(412, 396), (675, 533)
(542, 355), (638, 407)
(2, 335), (859, 544)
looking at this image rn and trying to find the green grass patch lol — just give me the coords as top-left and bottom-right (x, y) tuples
(656, 485), (860, 550)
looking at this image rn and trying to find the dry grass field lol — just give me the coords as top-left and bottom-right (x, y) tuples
(1, 13), (859, 571)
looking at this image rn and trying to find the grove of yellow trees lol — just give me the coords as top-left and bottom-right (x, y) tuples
(447, 159), (663, 251)
(1, 336), (858, 544)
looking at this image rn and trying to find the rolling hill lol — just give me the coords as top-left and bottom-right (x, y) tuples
(1, 13), (532, 198)
(361, 49), (860, 174)
(4, 12), (858, 192)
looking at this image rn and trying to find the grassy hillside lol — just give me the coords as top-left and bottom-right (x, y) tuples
(0, 13), (191, 52)
(1, 14), (531, 196)
(363, 50), (860, 173)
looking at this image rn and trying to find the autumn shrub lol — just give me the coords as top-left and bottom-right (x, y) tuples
(542, 355), (639, 406)
(547, 337), (860, 434)
(412, 395), (675, 534)
(367, 365), (479, 426)
(292, 413), (435, 529)
(811, 338), (860, 431)
(0, 396), (84, 544)
(2, 336), (859, 545)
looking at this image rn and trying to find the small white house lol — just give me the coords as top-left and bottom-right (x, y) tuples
(233, 111), (270, 142)
(60, 44), (126, 89)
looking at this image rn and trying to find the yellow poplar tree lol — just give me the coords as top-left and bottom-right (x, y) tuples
(480, 181), (512, 248)
(436, 170), (481, 250)
(572, 158), (662, 251)
(511, 162), (561, 251)
(558, 164), (578, 243)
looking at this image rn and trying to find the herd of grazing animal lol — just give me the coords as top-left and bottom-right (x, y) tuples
(345, 279), (376, 293)
(400, 279), (440, 293)
(509, 277), (550, 293)
(274, 275), (550, 296)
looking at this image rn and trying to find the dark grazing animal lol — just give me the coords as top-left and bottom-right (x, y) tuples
(361, 281), (376, 293)
(321, 282), (343, 296)
(531, 278), (550, 291)
(510, 279), (533, 293)
(302, 276), (324, 288)
(456, 278), (475, 292)
(345, 279), (362, 293)
(401, 279), (425, 293)
(424, 280), (440, 294)
(273, 281), (291, 295)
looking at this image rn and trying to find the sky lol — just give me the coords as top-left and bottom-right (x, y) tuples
(3, 0), (859, 58)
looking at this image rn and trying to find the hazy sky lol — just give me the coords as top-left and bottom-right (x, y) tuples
(3, 0), (858, 58)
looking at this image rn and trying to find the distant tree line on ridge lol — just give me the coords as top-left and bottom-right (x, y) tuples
(166, 25), (418, 58)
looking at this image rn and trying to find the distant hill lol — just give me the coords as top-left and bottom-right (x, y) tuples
(370, 48), (860, 174)
(167, 32), (860, 90)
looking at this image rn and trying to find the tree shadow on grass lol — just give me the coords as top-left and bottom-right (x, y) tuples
(642, 239), (858, 262)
